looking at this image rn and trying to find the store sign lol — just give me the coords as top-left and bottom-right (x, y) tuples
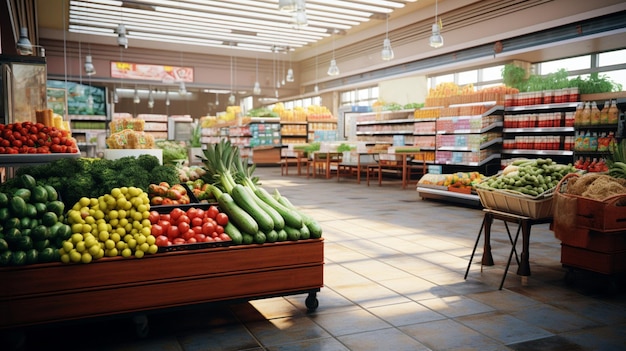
(111, 62), (194, 83)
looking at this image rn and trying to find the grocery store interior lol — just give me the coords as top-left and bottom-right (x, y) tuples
(1, 0), (626, 350)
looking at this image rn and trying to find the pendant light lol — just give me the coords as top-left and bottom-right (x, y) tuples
(381, 14), (394, 61)
(327, 30), (339, 76)
(215, 93), (219, 106)
(286, 50), (294, 83)
(429, 0), (444, 48)
(16, 27), (33, 55)
(253, 55), (261, 95)
(148, 89), (154, 109)
(84, 43), (96, 76)
(165, 90), (170, 106)
(133, 87), (140, 104)
(116, 24), (128, 49)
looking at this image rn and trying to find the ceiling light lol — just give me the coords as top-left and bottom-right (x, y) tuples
(148, 90), (154, 108)
(292, 8), (307, 28)
(165, 90), (170, 106)
(117, 24), (128, 49)
(228, 94), (236, 105)
(429, 0), (444, 48)
(253, 56), (261, 95)
(279, 0), (297, 12)
(113, 90), (119, 104)
(133, 88), (140, 104)
(179, 81), (187, 95)
(286, 68), (294, 82)
(16, 27), (33, 55)
(84, 55), (96, 75)
(381, 15), (394, 61)
(327, 31), (339, 76)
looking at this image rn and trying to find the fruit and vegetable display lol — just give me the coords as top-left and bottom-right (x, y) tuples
(0, 121), (79, 154)
(0, 175), (69, 266)
(560, 172), (626, 200)
(478, 158), (577, 197)
(607, 139), (626, 179)
(150, 205), (232, 248)
(148, 182), (193, 206)
(200, 139), (322, 245)
(2, 155), (179, 209)
(419, 172), (485, 192)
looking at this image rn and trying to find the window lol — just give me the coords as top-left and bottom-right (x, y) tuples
(481, 65), (504, 82)
(539, 55), (591, 74)
(598, 49), (626, 67)
(339, 86), (378, 107)
(457, 70), (477, 86)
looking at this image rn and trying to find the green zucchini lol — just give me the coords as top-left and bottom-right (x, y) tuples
(275, 193), (323, 238)
(265, 229), (279, 243)
(254, 231), (267, 244)
(283, 226), (301, 241)
(231, 184), (274, 232)
(217, 192), (258, 235)
(254, 187), (302, 229)
(224, 222), (243, 245)
(299, 224), (310, 240)
(276, 229), (288, 242)
(242, 233), (254, 245)
(244, 186), (285, 230)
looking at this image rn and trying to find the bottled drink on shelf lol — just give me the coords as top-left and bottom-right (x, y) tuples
(590, 101), (600, 125)
(600, 100), (610, 124)
(581, 101), (591, 125)
(574, 102), (583, 126)
(608, 99), (619, 124)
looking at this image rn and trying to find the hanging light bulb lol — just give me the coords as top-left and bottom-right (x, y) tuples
(179, 81), (187, 95)
(429, 0), (444, 48)
(84, 55), (96, 75)
(113, 89), (119, 104)
(148, 90), (154, 108)
(133, 88), (140, 104)
(16, 27), (33, 55)
(116, 24), (128, 49)
(314, 84), (319, 93)
(228, 94), (236, 105)
(253, 56), (261, 95)
(381, 15), (394, 61)
(165, 90), (170, 106)
(278, 0), (296, 11)
(328, 30), (339, 76)
(286, 50), (294, 82)
(291, 8), (307, 28)
(215, 93), (220, 106)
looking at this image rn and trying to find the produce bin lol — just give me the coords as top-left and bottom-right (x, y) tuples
(0, 239), (324, 330)
(476, 187), (554, 219)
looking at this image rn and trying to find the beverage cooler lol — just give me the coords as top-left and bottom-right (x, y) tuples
(0, 55), (47, 125)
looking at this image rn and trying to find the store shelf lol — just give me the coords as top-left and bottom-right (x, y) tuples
(505, 102), (579, 113)
(437, 138), (503, 151)
(438, 122), (503, 135)
(417, 186), (481, 206)
(356, 130), (414, 135)
(435, 153), (501, 166)
(356, 118), (415, 126)
(503, 127), (575, 133)
(501, 149), (574, 156)
(0, 152), (81, 167)
(69, 115), (107, 121)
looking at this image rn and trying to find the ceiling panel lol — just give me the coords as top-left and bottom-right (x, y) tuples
(68, 0), (419, 53)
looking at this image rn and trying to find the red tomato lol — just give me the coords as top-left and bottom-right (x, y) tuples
(206, 205), (219, 219)
(178, 221), (190, 235)
(195, 208), (205, 219)
(194, 233), (206, 242)
(216, 225), (224, 235)
(192, 226), (203, 235)
(186, 207), (198, 220)
(155, 235), (169, 246)
(151, 224), (163, 236)
(216, 212), (229, 226)
(219, 233), (231, 241)
(160, 214), (171, 222)
(177, 214), (190, 225)
(159, 220), (171, 233)
(186, 237), (197, 244)
(202, 222), (215, 236)
(170, 208), (184, 221)
(181, 229), (195, 241)
(148, 211), (160, 224)
(173, 238), (186, 245)
(191, 217), (203, 227)
(167, 225), (180, 240)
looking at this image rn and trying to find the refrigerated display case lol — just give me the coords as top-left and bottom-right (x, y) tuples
(0, 55), (47, 125)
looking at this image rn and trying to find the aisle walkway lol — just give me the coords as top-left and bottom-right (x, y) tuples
(22, 167), (626, 351)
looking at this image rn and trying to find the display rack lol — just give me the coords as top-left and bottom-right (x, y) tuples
(0, 239), (324, 332)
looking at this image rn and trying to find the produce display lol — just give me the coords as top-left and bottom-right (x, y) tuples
(200, 140), (322, 245)
(0, 121), (79, 154)
(0, 174), (70, 266)
(2, 155), (179, 209)
(419, 172), (485, 191)
(562, 172), (626, 200)
(150, 205), (232, 248)
(479, 158), (577, 197)
(607, 139), (626, 179)
(148, 182), (192, 205)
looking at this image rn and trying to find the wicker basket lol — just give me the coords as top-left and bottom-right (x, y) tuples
(476, 188), (554, 219)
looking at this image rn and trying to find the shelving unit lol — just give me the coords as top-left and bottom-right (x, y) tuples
(68, 114), (108, 157)
(280, 121), (308, 145)
(308, 118), (338, 143)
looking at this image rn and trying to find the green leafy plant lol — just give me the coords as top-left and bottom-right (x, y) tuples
(502, 64), (527, 90)
(337, 143), (354, 153)
(190, 121), (202, 148)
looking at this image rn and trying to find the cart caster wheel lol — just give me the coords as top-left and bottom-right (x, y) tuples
(564, 268), (576, 286)
(133, 314), (149, 338)
(305, 293), (319, 312)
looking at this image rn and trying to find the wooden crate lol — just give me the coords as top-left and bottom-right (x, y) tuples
(561, 244), (626, 275)
(555, 226), (626, 253)
(0, 239), (324, 329)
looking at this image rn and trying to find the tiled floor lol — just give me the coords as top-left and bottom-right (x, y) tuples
(15, 167), (626, 351)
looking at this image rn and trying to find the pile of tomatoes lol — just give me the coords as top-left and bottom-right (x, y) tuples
(149, 205), (231, 247)
(0, 121), (79, 154)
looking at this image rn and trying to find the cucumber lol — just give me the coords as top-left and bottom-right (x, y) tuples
(275, 193), (323, 238)
(254, 231), (267, 244)
(265, 229), (279, 243)
(283, 226), (301, 241)
(217, 193), (258, 235)
(277, 229), (288, 242)
(231, 184), (274, 232)
(244, 186), (285, 230)
(224, 222), (243, 245)
(254, 187), (302, 229)
(299, 224), (310, 240)
(242, 233), (254, 245)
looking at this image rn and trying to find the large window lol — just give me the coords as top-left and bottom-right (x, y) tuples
(340, 86), (379, 107)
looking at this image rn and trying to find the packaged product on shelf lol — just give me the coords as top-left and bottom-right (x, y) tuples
(608, 99), (619, 124)
(590, 101), (601, 125)
(106, 130), (155, 149)
(600, 100), (610, 124)
(109, 117), (145, 133)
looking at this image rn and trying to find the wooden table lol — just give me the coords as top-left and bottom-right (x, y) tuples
(376, 152), (427, 189)
(281, 150), (309, 176)
(309, 152), (343, 179)
(337, 152), (379, 185)
(464, 209), (552, 289)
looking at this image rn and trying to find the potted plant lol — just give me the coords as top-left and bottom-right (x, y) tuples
(188, 121), (204, 165)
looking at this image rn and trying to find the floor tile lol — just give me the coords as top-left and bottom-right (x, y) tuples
(245, 316), (331, 347)
(337, 327), (431, 351)
(310, 308), (391, 336)
(368, 301), (446, 326)
(456, 312), (553, 345)
(418, 295), (495, 318)
(400, 319), (509, 351)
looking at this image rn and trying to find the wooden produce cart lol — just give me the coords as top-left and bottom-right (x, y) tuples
(0, 239), (324, 334)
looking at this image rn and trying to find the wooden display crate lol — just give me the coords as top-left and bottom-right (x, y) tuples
(0, 239), (324, 330)
(561, 244), (626, 275)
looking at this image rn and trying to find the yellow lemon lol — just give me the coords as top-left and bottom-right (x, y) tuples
(121, 248), (132, 258)
(81, 253), (92, 264)
(110, 188), (122, 198)
(134, 250), (145, 259)
(147, 244), (158, 254)
(78, 197), (91, 207)
(146, 235), (156, 245)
